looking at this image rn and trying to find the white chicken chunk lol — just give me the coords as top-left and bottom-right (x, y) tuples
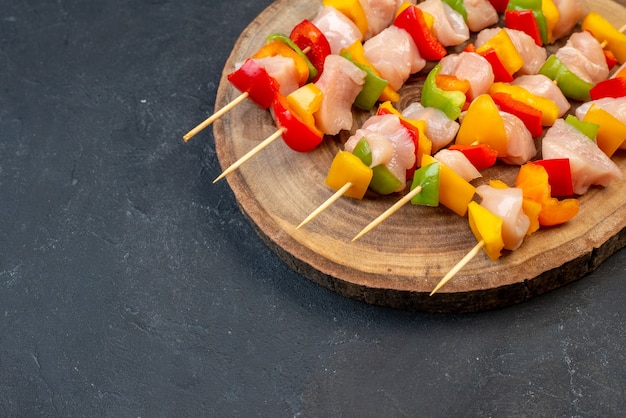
(358, 0), (398, 40)
(542, 119), (622, 195)
(499, 112), (537, 166)
(555, 31), (609, 84)
(363, 26), (425, 91)
(314, 55), (366, 135)
(439, 52), (494, 101)
(417, 0), (470, 47)
(312, 6), (363, 55)
(463, 0), (498, 32)
(476, 185), (530, 251)
(552, 0), (589, 41)
(402, 102), (460, 152)
(434, 149), (482, 182)
(250, 56), (299, 97)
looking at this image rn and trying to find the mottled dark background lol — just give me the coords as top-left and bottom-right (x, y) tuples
(1, 0), (624, 416)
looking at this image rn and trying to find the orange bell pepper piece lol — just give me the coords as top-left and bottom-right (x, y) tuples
(456, 94), (508, 157)
(515, 162), (579, 227)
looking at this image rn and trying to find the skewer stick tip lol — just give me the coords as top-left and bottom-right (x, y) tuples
(212, 128), (284, 183)
(351, 186), (422, 242)
(296, 182), (352, 230)
(429, 240), (485, 296)
(183, 92), (249, 142)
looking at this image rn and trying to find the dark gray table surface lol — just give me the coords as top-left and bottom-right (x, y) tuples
(1, 0), (625, 416)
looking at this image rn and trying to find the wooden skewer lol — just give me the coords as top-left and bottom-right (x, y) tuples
(213, 128), (285, 183)
(429, 240), (485, 296)
(183, 47), (314, 142)
(352, 186), (422, 242)
(183, 92), (249, 142)
(296, 182), (352, 229)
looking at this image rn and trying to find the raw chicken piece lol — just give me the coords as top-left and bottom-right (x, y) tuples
(576, 97), (626, 124)
(250, 56), (299, 97)
(512, 74), (570, 117)
(555, 31), (608, 84)
(434, 149), (482, 182)
(401, 102), (460, 152)
(417, 0), (469, 47)
(363, 26), (425, 91)
(463, 0), (498, 32)
(314, 55), (366, 135)
(362, 114), (416, 190)
(439, 52), (494, 101)
(344, 129), (394, 168)
(542, 119), (622, 194)
(476, 185), (530, 251)
(499, 112), (536, 165)
(344, 114), (416, 185)
(552, 0), (589, 41)
(358, 0), (398, 40)
(475, 28), (547, 75)
(312, 6), (363, 55)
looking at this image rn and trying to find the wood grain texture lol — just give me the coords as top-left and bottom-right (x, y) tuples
(213, 0), (626, 312)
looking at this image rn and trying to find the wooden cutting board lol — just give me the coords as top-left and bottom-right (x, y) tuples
(212, 0), (626, 313)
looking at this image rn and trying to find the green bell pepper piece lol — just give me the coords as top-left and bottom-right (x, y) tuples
(506, 0), (548, 45)
(442, 0), (467, 21)
(340, 51), (388, 110)
(421, 64), (466, 121)
(410, 162), (440, 207)
(565, 115), (599, 141)
(352, 138), (403, 195)
(538, 55), (593, 101)
(267, 33), (318, 82)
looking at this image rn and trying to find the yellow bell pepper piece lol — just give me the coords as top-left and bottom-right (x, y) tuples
(395, 1), (412, 17)
(422, 154), (476, 217)
(488, 82), (559, 126)
(581, 12), (626, 64)
(476, 29), (525, 76)
(286, 84), (324, 137)
(343, 42), (399, 102)
(323, 0), (368, 38)
(489, 179), (510, 189)
(541, 0), (560, 44)
(583, 105), (626, 157)
(253, 41), (309, 86)
(325, 151), (373, 200)
(456, 94), (508, 157)
(467, 202), (505, 261)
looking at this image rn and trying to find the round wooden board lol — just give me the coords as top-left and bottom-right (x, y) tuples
(213, 0), (626, 312)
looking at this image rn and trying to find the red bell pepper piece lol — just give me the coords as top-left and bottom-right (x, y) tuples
(490, 91), (543, 137)
(394, 5), (447, 61)
(488, 0), (509, 13)
(447, 143), (498, 171)
(589, 77), (626, 100)
(227, 59), (279, 109)
(272, 95), (323, 153)
(480, 48), (514, 82)
(289, 20), (332, 83)
(604, 49), (618, 70)
(464, 43), (477, 53)
(505, 10), (542, 46)
(533, 159), (574, 196)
